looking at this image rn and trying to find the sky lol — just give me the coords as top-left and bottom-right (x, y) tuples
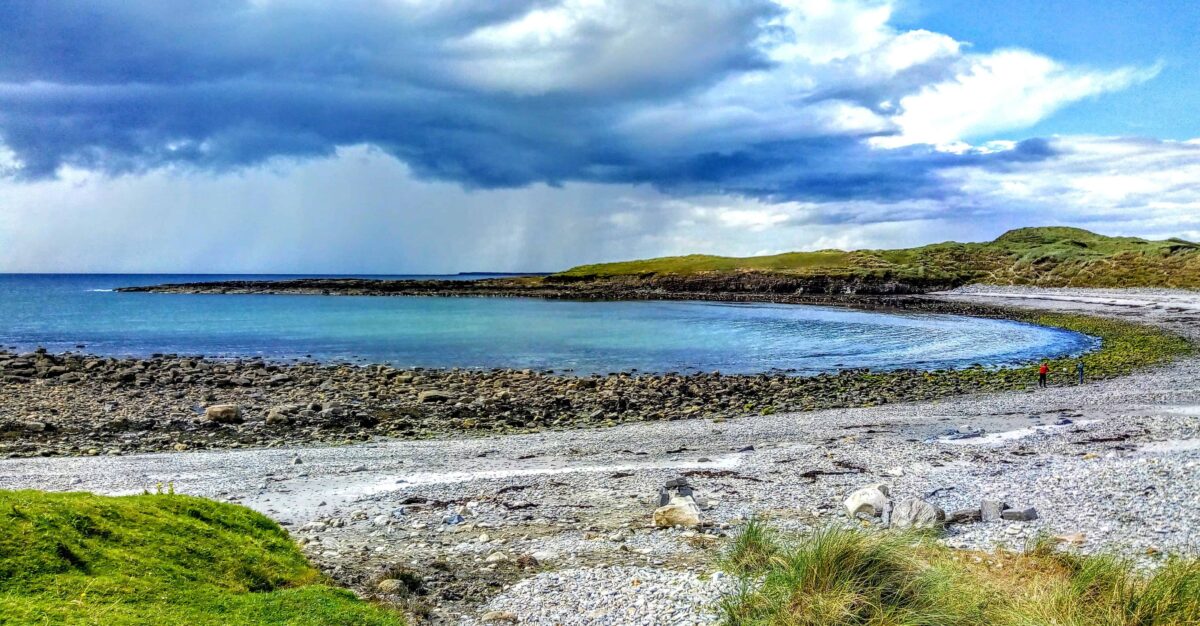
(1, 0), (1199, 273)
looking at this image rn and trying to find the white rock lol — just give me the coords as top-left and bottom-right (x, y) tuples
(844, 483), (891, 519)
(530, 550), (558, 563)
(377, 579), (406, 594)
(653, 495), (702, 528)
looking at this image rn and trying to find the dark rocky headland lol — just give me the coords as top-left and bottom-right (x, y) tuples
(114, 272), (953, 299)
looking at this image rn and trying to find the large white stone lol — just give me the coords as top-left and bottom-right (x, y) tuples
(653, 494), (702, 528)
(844, 483), (891, 519)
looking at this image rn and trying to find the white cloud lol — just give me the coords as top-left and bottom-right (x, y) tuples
(0, 142), (19, 175)
(713, 208), (792, 230)
(446, 0), (771, 96)
(609, 0), (1150, 156)
(875, 51), (1158, 147)
(0, 0), (1158, 187)
(765, 0), (894, 64)
(943, 136), (1200, 235)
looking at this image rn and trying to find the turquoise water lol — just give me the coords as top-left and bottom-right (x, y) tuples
(0, 274), (1097, 375)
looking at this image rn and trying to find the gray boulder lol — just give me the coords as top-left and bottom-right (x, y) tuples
(947, 508), (982, 524)
(1001, 507), (1039, 521)
(658, 476), (694, 505)
(889, 498), (946, 530)
(982, 499), (1009, 522)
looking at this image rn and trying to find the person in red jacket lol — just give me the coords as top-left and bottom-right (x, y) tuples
(1038, 362), (1049, 388)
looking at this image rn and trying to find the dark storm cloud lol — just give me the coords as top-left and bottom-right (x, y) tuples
(0, 0), (1124, 200)
(0, 1), (784, 180)
(607, 137), (1060, 202)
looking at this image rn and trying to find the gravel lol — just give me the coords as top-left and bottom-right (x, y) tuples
(1, 287), (1198, 624)
(461, 566), (732, 626)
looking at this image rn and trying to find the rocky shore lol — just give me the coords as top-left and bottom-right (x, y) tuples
(2, 288), (1200, 624)
(115, 272), (960, 299)
(6, 294), (1184, 459)
(0, 344), (1040, 459)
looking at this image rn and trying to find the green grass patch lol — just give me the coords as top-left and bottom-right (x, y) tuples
(557, 226), (1200, 289)
(944, 311), (1195, 391)
(0, 490), (405, 625)
(721, 525), (1200, 626)
(1026, 312), (1194, 380)
(722, 518), (780, 577)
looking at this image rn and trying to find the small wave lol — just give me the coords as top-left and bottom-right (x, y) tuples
(86, 288), (114, 292)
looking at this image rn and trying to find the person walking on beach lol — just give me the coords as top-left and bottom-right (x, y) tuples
(1077, 360), (1085, 385)
(1038, 362), (1049, 388)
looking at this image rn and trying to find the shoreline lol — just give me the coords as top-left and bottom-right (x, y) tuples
(3, 287), (1200, 623)
(114, 274), (959, 298)
(0, 295), (1099, 375)
(0, 295), (1186, 459)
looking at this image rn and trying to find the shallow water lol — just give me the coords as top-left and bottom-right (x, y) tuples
(937, 420), (1099, 446)
(0, 274), (1097, 375)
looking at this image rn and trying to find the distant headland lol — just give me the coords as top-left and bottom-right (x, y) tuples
(118, 227), (1200, 298)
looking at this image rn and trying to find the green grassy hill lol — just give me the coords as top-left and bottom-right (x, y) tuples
(558, 227), (1200, 288)
(0, 490), (404, 625)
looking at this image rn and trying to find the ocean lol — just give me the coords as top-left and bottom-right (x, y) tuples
(0, 274), (1097, 375)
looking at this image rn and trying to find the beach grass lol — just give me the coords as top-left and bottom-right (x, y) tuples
(0, 490), (405, 625)
(720, 525), (1200, 626)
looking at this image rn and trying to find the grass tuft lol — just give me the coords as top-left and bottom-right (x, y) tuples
(723, 517), (781, 576)
(720, 525), (1200, 626)
(1012, 550), (1200, 626)
(721, 526), (986, 626)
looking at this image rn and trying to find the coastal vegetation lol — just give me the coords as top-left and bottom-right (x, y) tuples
(721, 523), (1200, 626)
(917, 310), (1192, 391)
(558, 226), (1200, 289)
(0, 490), (405, 625)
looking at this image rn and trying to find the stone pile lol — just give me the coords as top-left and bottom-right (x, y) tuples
(844, 483), (1038, 530)
(653, 477), (702, 528)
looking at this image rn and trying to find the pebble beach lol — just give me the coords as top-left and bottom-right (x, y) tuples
(1, 287), (1198, 624)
